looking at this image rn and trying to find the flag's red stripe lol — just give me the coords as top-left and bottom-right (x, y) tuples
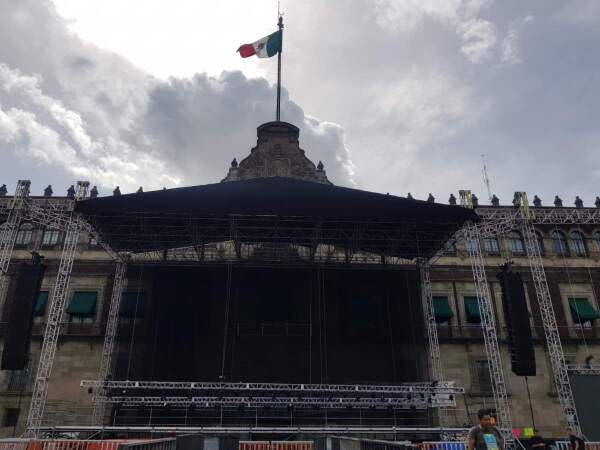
(237, 44), (256, 58)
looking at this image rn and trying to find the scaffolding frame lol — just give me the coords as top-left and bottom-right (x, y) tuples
(464, 223), (513, 437)
(91, 260), (127, 426)
(518, 193), (581, 433)
(0, 180), (31, 305)
(25, 182), (89, 436)
(0, 181), (597, 434)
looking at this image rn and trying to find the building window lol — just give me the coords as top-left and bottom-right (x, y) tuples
(15, 223), (34, 246)
(470, 358), (493, 395)
(42, 228), (60, 246)
(2, 408), (19, 427)
(594, 231), (600, 252)
(483, 238), (500, 254)
(568, 297), (600, 324)
(551, 230), (568, 255)
(6, 365), (32, 393)
(569, 231), (587, 256)
(465, 238), (478, 253)
(33, 291), (49, 323)
(464, 296), (482, 324)
(67, 291), (98, 324)
(507, 231), (525, 255)
(535, 231), (545, 254)
(432, 296), (454, 323)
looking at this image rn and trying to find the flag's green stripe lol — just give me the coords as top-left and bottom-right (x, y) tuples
(266, 30), (282, 57)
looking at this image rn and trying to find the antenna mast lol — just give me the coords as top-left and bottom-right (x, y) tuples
(481, 154), (493, 202)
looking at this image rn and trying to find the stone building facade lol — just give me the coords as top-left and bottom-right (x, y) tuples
(0, 123), (600, 438)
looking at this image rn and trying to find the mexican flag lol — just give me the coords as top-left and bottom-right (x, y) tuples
(237, 30), (282, 58)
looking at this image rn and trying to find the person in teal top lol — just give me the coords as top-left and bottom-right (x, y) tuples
(468, 408), (505, 450)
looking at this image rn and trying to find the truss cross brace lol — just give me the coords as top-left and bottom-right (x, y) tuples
(418, 260), (448, 429)
(518, 194), (581, 433)
(464, 223), (513, 439)
(0, 180), (31, 304)
(92, 261), (127, 425)
(26, 182), (88, 437)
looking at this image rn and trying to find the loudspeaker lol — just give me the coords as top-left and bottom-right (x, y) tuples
(1, 261), (46, 370)
(497, 266), (536, 376)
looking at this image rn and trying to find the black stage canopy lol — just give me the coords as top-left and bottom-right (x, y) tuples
(75, 177), (478, 260)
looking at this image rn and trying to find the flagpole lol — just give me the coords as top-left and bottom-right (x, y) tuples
(276, 15), (283, 122)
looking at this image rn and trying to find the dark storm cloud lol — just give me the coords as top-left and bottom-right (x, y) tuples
(0, 0), (353, 194)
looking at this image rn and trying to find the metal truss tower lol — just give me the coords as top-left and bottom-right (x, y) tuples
(26, 182), (89, 436)
(460, 191), (512, 439)
(517, 193), (581, 433)
(92, 261), (127, 425)
(0, 180), (31, 304)
(418, 260), (449, 429)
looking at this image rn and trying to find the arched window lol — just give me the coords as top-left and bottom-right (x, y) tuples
(465, 238), (479, 253)
(594, 231), (600, 253)
(535, 231), (545, 254)
(483, 238), (500, 254)
(569, 230), (587, 256)
(15, 223), (33, 246)
(42, 228), (60, 246)
(551, 230), (568, 255)
(507, 231), (524, 255)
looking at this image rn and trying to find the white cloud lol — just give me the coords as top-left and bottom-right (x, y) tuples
(372, 0), (497, 63)
(457, 18), (497, 63)
(501, 15), (533, 64)
(0, 63), (179, 190)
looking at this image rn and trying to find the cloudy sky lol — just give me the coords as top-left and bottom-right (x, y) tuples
(1, 0), (599, 205)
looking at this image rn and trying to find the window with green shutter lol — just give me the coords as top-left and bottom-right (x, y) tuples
(67, 292), (97, 317)
(33, 292), (49, 317)
(569, 298), (600, 323)
(464, 296), (482, 324)
(432, 296), (454, 323)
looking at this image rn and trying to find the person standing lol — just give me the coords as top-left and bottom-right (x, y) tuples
(468, 408), (505, 450)
(529, 430), (546, 450)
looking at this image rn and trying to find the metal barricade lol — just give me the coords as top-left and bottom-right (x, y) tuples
(0, 439), (30, 450)
(420, 442), (466, 450)
(239, 442), (270, 450)
(117, 439), (177, 450)
(272, 443), (313, 450)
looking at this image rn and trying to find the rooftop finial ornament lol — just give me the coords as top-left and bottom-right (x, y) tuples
(0, 184), (7, 197)
(491, 194), (499, 206)
(533, 195), (542, 207)
(427, 193), (435, 203)
(407, 192), (414, 200)
(113, 186), (121, 196)
(574, 196), (584, 208)
(554, 195), (563, 207)
(231, 158), (238, 168)
(595, 196), (600, 208)
(90, 186), (98, 198)
(66, 185), (76, 199)
(317, 161), (324, 171)
(448, 193), (457, 205)
(471, 194), (479, 207)
(43, 185), (53, 197)
(137, 186), (144, 194)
